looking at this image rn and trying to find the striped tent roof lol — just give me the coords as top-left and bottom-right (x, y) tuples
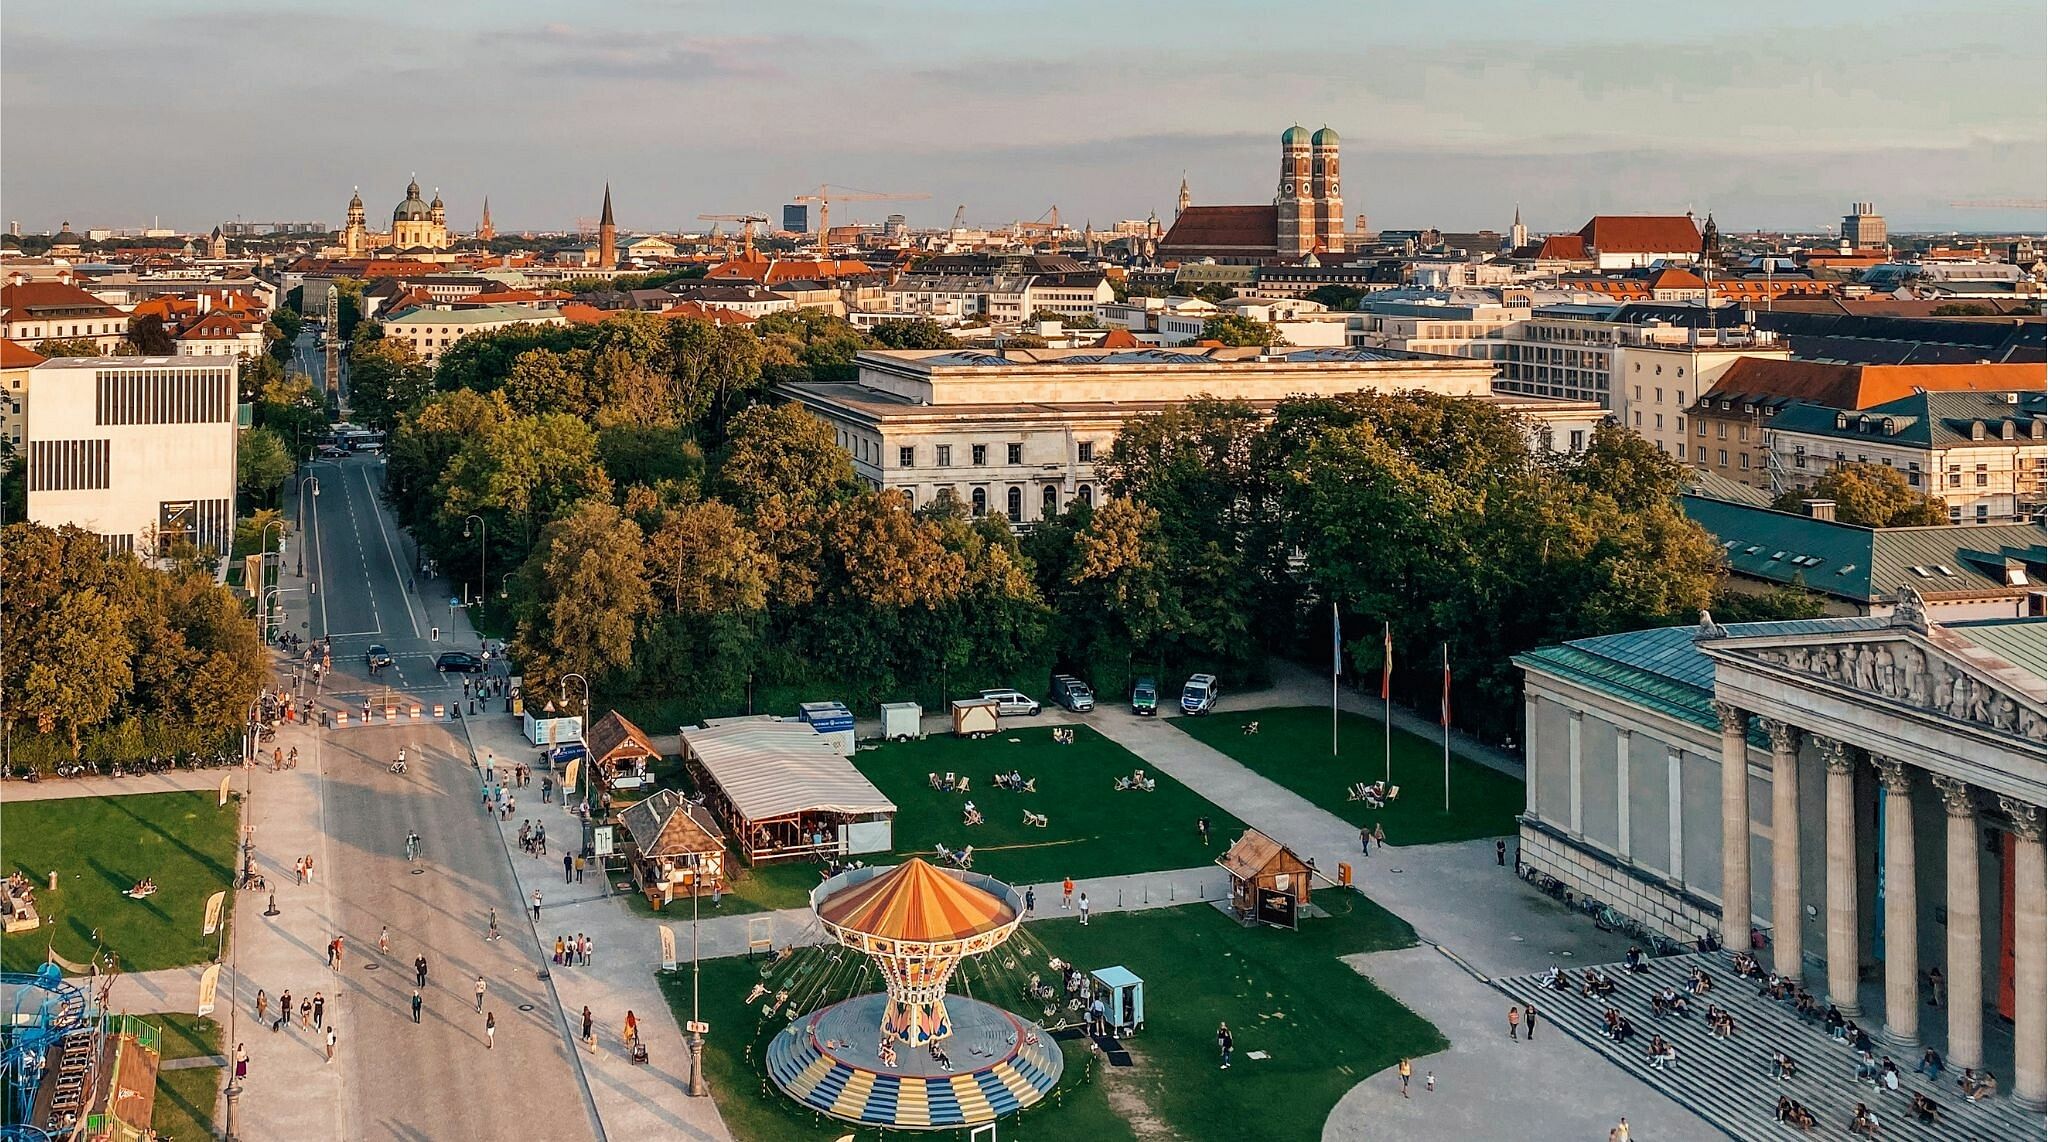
(818, 859), (1016, 943)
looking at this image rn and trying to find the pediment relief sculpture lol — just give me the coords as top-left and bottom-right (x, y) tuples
(1751, 639), (2044, 743)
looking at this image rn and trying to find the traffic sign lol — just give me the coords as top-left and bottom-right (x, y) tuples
(686, 1020), (709, 1035)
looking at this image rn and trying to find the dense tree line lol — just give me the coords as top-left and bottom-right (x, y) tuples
(382, 307), (1806, 737)
(1, 524), (266, 764)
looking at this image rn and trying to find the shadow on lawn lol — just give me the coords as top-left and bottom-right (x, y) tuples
(109, 793), (237, 882)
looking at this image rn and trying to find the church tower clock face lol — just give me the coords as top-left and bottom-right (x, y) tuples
(1283, 183), (1294, 194)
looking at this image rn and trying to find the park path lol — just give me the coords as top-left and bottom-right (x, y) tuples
(1072, 690), (1718, 1140)
(0, 766), (227, 802)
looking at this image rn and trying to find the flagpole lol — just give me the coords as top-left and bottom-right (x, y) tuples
(1441, 643), (1451, 814)
(1381, 621), (1392, 787)
(1330, 601), (1339, 758)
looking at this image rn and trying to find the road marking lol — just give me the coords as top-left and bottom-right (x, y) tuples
(361, 465), (421, 638)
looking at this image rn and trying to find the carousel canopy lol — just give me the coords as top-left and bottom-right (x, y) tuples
(818, 858), (1017, 943)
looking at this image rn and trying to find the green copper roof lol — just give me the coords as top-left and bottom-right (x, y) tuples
(1945, 617), (2047, 683)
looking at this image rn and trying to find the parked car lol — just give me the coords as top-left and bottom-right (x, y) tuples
(1130, 676), (1158, 716)
(1180, 673), (1219, 715)
(314, 444), (349, 460)
(365, 644), (395, 669)
(436, 651), (486, 673)
(977, 688), (1041, 717)
(1050, 673), (1095, 713)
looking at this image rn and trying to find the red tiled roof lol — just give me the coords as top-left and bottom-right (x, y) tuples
(0, 338), (46, 368)
(1159, 206), (1279, 253)
(706, 257), (871, 284)
(658, 301), (754, 325)
(1648, 267), (1708, 290)
(0, 280), (123, 315)
(1094, 327), (1140, 349)
(177, 311), (257, 339)
(1703, 358), (2044, 411)
(1535, 234), (1588, 260)
(1577, 215), (1700, 255)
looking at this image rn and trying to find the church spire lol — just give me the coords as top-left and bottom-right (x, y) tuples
(1177, 172), (1191, 220)
(600, 183), (615, 227)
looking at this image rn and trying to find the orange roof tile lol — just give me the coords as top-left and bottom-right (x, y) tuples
(0, 338), (46, 368)
(1578, 215), (1700, 255)
(1704, 358), (2044, 410)
(1536, 234), (1589, 260)
(1094, 327), (1140, 349)
(817, 859), (1016, 943)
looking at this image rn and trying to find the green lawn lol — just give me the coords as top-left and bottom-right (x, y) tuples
(146, 1012), (223, 1142)
(849, 724), (1246, 885)
(1173, 706), (1524, 844)
(669, 890), (1439, 1141)
(1, 792), (241, 972)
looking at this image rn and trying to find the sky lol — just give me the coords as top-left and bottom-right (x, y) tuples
(5, 0), (2044, 236)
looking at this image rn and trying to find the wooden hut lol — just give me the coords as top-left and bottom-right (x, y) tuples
(585, 710), (661, 791)
(1217, 827), (1314, 929)
(619, 789), (728, 907)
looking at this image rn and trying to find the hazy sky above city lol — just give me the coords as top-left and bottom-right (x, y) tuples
(6, 0), (2044, 236)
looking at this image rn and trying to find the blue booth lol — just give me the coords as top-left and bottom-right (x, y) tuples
(1090, 965), (1144, 1037)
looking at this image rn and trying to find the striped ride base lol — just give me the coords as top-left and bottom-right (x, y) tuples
(767, 993), (1063, 1130)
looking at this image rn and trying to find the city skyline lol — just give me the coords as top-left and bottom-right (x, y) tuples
(4, 0), (2044, 235)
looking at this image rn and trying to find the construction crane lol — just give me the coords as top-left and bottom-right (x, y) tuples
(1010, 205), (1065, 244)
(1949, 199), (2048, 211)
(793, 185), (931, 258)
(698, 213), (769, 260)
(951, 204), (967, 230)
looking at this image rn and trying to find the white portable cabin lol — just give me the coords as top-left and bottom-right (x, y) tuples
(879, 702), (923, 741)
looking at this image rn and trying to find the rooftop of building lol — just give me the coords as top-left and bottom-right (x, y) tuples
(863, 345), (1478, 372)
(1517, 613), (2046, 733)
(0, 338), (47, 369)
(1576, 215), (1702, 254)
(1767, 389), (2045, 446)
(34, 354), (236, 371)
(1699, 358), (2046, 412)
(383, 304), (563, 326)
(1158, 206), (1281, 252)
(1681, 494), (2045, 603)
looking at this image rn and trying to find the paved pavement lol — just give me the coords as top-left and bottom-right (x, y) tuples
(0, 767), (228, 802)
(227, 453), (597, 1142)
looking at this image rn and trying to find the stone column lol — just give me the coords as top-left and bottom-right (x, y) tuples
(1714, 701), (1751, 949)
(1666, 747), (1685, 883)
(1873, 756), (1917, 1048)
(1615, 727), (1633, 861)
(2001, 797), (2046, 1111)
(1931, 776), (1982, 1070)
(1819, 738), (1860, 1015)
(1567, 710), (1584, 836)
(1763, 718), (1803, 978)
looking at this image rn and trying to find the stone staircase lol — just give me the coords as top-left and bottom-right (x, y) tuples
(1496, 952), (2042, 1142)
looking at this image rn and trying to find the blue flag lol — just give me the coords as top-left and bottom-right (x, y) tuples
(1332, 603), (1342, 677)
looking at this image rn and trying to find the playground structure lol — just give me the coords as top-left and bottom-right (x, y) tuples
(763, 859), (1064, 1130)
(0, 965), (144, 1142)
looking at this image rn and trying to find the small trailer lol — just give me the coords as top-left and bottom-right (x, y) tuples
(950, 698), (1000, 739)
(879, 702), (923, 742)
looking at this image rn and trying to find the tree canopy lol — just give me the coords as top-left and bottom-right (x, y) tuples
(1772, 462), (1949, 527)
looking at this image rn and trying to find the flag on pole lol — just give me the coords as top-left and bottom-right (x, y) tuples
(1332, 604), (1343, 676)
(1381, 623), (1393, 700)
(202, 890), (226, 936)
(196, 963), (221, 1017)
(1440, 645), (1452, 728)
(659, 924), (677, 971)
(217, 774), (231, 807)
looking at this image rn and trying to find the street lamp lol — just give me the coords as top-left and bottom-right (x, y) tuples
(688, 861), (707, 1097)
(463, 514), (486, 612)
(295, 474), (320, 576)
(499, 572), (514, 599)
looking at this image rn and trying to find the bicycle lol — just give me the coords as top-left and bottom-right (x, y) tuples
(1594, 904), (1626, 932)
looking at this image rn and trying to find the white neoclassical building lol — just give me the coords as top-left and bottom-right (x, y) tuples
(1516, 595), (2047, 1107)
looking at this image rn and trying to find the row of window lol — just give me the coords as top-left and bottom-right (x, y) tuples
(95, 369), (234, 426)
(896, 441), (1096, 469)
(26, 438), (111, 491)
(935, 482), (1096, 520)
(8, 321), (122, 339)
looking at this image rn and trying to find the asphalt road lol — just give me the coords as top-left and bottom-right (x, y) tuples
(301, 455), (598, 1141)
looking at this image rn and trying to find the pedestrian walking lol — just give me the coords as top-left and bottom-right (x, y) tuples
(1398, 1057), (1412, 1097)
(1078, 892), (1090, 925)
(256, 989), (269, 1024)
(1216, 1022), (1233, 1069)
(1061, 877), (1074, 909)
(414, 955), (429, 988)
(305, 855), (316, 883)
(564, 853), (574, 884)
(543, 778), (553, 804)
(474, 976), (487, 1013)
(487, 908), (500, 941)
(581, 1006), (594, 1043)
(379, 925), (390, 955)
(325, 1025), (338, 1063)
(575, 855), (586, 884)
(234, 1043), (249, 1081)
(298, 996), (312, 1029)
(1197, 815), (1210, 845)
(1373, 822), (1386, 850)
(532, 890), (542, 921)
(585, 934), (595, 965)
(1426, 1070), (1436, 1093)
(1024, 886), (1036, 917)
(624, 1010), (639, 1046)
(294, 856), (306, 884)
(1496, 839), (1507, 866)
(312, 992), (325, 1029)
(485, 1011), (497, 1049)
(1508, 1004), (1520, 1040)
(1524, 1004), (1538, 1041)
(411, 989), (423, 1024)
(1360, 826), (1371, 855)
(1608, 1118), (1630, 1142)
(274, 991), (292, 1033)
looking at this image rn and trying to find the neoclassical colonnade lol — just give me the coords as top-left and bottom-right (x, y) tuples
(1715, 699), (2046, 1109)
